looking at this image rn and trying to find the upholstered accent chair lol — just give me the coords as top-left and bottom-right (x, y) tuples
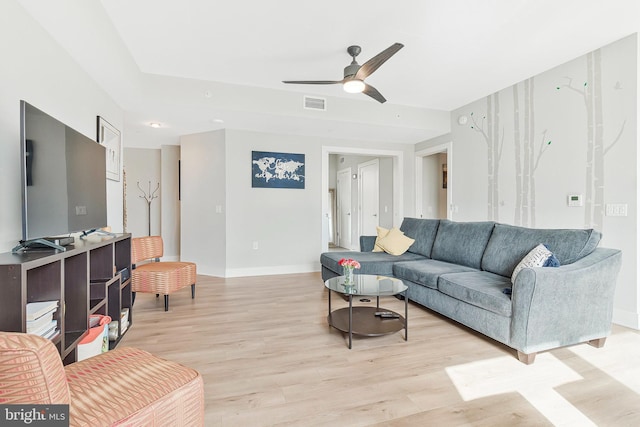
(0, 332), (204, 426)
(131, 236), (197, 311)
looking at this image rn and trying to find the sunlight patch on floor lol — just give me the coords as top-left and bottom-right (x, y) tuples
(445, 353), (596, 426)
(568, 332), (640, 394)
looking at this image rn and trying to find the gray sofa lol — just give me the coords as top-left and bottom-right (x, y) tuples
(320, 218), (622, 363)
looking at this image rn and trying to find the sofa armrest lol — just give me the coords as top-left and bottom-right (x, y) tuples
(510, 247), (622, 354)
(360, 236), (376, 252)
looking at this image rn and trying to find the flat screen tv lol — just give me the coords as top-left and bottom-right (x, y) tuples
(19, 101), (107, 246)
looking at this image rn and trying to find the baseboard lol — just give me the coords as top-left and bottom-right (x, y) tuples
(613, 307), (640, 330)
(225, 263), (320, 278)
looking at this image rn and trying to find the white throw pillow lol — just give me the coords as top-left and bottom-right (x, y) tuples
(511, 243), (555, 283)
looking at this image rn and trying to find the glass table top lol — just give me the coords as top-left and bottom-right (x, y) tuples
(324, 274), (407, 296)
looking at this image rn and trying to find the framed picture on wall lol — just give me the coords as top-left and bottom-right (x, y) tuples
(97, 116), (121, 181)
(442, 163), (447, 189)
(251, 150), (305, 189)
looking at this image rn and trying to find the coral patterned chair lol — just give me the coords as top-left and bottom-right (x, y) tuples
(0, 332), (204, 426)
(131, 236), (197, 311)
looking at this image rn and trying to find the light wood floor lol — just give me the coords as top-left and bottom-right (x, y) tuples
(120, 273), (640, 426)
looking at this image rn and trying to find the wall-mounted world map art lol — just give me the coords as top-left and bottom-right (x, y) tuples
(251, 150), (305, 189)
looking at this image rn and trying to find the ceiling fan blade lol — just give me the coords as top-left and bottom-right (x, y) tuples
(362, 83), (386, 103)
(282, 80), (343, 85)
(355, 43), (404, 81)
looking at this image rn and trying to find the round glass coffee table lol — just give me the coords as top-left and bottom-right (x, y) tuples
(324, 274), (408, 349)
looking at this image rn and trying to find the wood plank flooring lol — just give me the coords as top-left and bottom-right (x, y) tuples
(120, 272), (640, 426)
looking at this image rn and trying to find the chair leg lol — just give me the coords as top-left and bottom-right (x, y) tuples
(156, 294), (159, 298)
(132, 292), (136, 305)
(164, 295), (169, 311)
(191, 284), (195, 299)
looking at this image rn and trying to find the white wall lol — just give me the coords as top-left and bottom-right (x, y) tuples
(180, 130), (227, 275)
(161, 145), (181, 260)
(225, 129), (321, 276)
(429, 34), (638, 328)
(0, 1), (123, 252)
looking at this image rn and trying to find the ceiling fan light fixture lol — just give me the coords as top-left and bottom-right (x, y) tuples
(343, 79), (365, 93)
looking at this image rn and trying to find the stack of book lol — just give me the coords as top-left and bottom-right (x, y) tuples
(26, 300), (59, 339)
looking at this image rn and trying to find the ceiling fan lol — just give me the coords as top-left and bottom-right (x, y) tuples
(283, 42), (404, 104)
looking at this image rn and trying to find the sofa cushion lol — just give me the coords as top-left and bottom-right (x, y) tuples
(438, 271), (513, 317)
(377, 227), (415, 256)
(320, 251), (426, 277)
(399, 217), (440, 258)
(481, 223), (601, 278)
(393, 260), (478, 289)
(431, 220), (496, 269)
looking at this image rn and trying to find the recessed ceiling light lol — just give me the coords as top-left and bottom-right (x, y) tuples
(149, 122), (161, 128)
(212, 119), (224, 124)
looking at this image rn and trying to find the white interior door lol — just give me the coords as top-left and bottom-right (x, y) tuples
(336, 168), (352, 249)
(358, 159), (379, 236)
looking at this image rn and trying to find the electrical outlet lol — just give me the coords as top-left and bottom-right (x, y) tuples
(75, 206), (87, 215)
(606, 204), (628, 216)
(252, 241), (259, 250)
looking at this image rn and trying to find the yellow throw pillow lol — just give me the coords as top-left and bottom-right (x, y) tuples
(373, 226), (389, 252)
(377, 227), (415, 256)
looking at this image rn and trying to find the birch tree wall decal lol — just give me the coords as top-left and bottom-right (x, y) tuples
(513, 77), (552, 227)
(557, 48), (626, 231)
(470, 93), (504, 221)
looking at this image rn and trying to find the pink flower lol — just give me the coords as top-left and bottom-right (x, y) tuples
(338, 258), (361, 269)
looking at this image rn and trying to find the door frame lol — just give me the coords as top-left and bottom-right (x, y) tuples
(336, 167), (352, 249)
(357, 158), (380, 239)
(415, 142), (452, 219)
(322, 146), (404, 253)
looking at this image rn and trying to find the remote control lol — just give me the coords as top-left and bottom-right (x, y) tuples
(374, 311), (394, 316)
(380, 312), (400, 318)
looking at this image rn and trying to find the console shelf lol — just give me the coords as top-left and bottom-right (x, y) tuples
(0, 233), (131, 364)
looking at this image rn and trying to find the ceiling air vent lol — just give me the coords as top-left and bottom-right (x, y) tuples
(303, 96), (326, 111)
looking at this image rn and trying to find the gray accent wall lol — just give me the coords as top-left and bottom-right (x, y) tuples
(423, 34), (638, 329)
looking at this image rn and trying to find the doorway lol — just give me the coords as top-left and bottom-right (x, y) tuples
(321, 146), (404, 254)
(415, 143), (452, 220)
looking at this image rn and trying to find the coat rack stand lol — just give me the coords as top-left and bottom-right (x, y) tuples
(137, 181), (160, 236)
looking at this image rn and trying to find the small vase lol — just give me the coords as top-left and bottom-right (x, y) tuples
(344, 267), (354, 287)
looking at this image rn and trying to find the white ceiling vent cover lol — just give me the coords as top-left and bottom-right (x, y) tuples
(303, 96), (326, 111)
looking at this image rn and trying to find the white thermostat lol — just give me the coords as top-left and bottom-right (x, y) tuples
(567, 194), (583, 207)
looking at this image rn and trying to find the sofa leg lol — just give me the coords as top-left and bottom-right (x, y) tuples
(164, 295), (169, 311)
(191, 284), (195, 299)
(517, 351), (536, 365)
(587, 337), (607, 348)
(132, 292), (136, 305)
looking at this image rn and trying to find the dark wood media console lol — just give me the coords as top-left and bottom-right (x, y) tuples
(0, 233), (132, 364)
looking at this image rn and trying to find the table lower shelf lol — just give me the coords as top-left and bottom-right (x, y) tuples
(328, 306), (405, 336)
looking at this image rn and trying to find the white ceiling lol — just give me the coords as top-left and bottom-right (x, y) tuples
(17, 0), (640, 147)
